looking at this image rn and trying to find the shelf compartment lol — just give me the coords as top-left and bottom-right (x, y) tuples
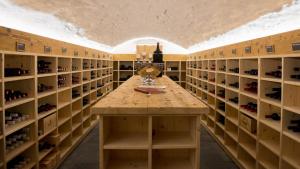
(226, 89), (239, 107)
(240, 95), (258, 119)
(4, 54), (35, 78)
(152, 116), (197, 149)
(261, 58), (282, 80)
(38, 56), (57, 75)
(203, 60), (208, 70)
(216, 112), (225, 129)
(72, 99), (82, 116)
(226, 104), (238, 125)
(207, 116), (215, 133)
(58, 89), (71, 109)
(5, 101), (35, 135)
(259, 101), (281, 132)
(72, 113), (82, 130)
(240, 112), (257, 137)
(72, 72), (82, 86)
(119, 61), (134, 71)
(4, 79), (35, 107)
(82, 71), (91, 82)
(257, 143), (279, 169)
(38, 76), (57, 98)
(207, 107), (215, 121)
(6, 144), (36, 169)
(57, 57), (71, 73)
(72, 58), (82, 72)
(103, 116), (148, 149)
(260, 80), (281, 104)
(224, 133), (238, 157)
(227, 59), (239, 74)
(282, 135), (300, 168)
(59, 134), (72, 159)
(57, 74), (71, 89)
(58, 120), (72, 142)
(240, 59), (258, 77)
(282, 109), (300, 141)
(58, 105), (71, 126)
(83, 59), (90, 70)
(38, 93), (57, 119)
(258, 122), (280, 155)
(240, 77), (258, 98)
(217, 60), (226, 72)
(225, 119), (238, 141)
(226, 74), (239, 91)
(238, 146), (256, 169)
(103, 150), (147, 169)
(207, 95), (215, 108)
(5, 124), (35, 162)
(284, 83), (300, 113)
(216, 99), (225, 113)
(216, 73), (226, 86)
(215, 123), (225, 143)
(153, 149), (196, 169)
(239, 128), (257, 158)
(38, 135), (56, 161)
(38, 112), (56, 138)
(72, 124), (83, 144)
(284, 57), (300, 83)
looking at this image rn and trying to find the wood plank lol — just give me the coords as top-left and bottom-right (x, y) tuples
(92, 76), (208, 115)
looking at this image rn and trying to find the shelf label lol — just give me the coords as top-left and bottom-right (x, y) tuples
(16, 42), (25, 52)
(265, 45), (275, 54)
(44, 46), (52, 53)
(61, 47), (67, 54)
(292, 43), (300, 52)
(245, 46), (252, 54)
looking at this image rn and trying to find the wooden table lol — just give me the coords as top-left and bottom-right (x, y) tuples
(92, 76), (208, 169)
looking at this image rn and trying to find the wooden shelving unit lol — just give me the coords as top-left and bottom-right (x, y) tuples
(0, 51), (113, 169)
(112, 60), (187, 89)
(186, 55), (300, 169)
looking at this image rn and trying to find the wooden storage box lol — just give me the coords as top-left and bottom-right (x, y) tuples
(40, 152), (58, 169)
(39, 113), (57, 135)
(240, 113), (257, 134)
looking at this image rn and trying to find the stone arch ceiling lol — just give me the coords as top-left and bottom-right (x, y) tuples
(12, 0), (291, 48)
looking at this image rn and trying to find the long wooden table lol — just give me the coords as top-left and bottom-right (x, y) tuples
(92, 76), (208, 169)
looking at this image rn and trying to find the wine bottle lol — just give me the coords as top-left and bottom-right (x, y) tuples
(244, 69), (258, 75)
(38, 104), (56, 113)
(229, 82), (239, 88)
(5, 89), (28, 102)
(217, 90), (225, 98)
(38, 84), (53, 93)
(219, 66), (226, 71)
(265, 113), (281, 121)
(229, 68), (239, 73)
(5, 68), (30, 77)
(229, 97), (239, 104)
(241, 102), (257, 112)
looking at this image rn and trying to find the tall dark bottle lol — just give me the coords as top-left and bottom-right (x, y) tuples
(153, 42), (163, 63)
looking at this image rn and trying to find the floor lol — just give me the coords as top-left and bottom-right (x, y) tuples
(58, 125), (239, 169)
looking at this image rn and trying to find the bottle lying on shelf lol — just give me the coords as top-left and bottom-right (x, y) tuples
(57, 66), (67, 72)
(193, 64), (196, 68)
(5, 89), (28, 102)
(291, 67), (300, 80)
(38, 84), (54, 93)
(244, 82), (258, 94)
(5, 68), (30, 77)
(229, 97), (239, 104)
(38, 104), (56, 114)
(229, 68), (239, 73)
(287, 119), (300, 132)
(91, 64), (95, 69)
(204, 86), (208, 90)
(209, 90), (215, 94)
(6, 127), (30, 152)
(91, 72), (96, 79)
(221, 80), (226, 84)
(72, 66), (79, 71)
(219, 66), (226, 71)
(97, 83), (104, 88)
(229, 82), (239, 88)
(217, 90), (225, 98)
(218, 102), (225, 111)
(265, 88), (281, 100)
(83, 86), (89, 93)
(265, 66), (282, 78)
(203, 76), (208, 80)
(244, 69), (258, 76)
(5, 112), (30, 128)
(72, 90), (80, 99)
(83, 98), (89, 106)
(58, 75), (68, 88)
(211, 64), (216, 71)
(83, 63), (89, 69)
(265, 113), (281, 121)
(39, 141), (55, 152)
(7, 155), (31, 169)
(38, 60), (52, 74)
(241, 102), (257, 112)
(72, 76), (80, 84)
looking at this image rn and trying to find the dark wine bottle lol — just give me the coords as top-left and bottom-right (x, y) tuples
(265, 113), (281, 121)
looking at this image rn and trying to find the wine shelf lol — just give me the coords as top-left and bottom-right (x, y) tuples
(0, 51), (113, 169)
(186, 55), (300, 169)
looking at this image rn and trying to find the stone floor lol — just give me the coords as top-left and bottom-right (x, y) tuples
(58, 125), (239, 169)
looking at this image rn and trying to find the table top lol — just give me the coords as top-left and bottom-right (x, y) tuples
(92, 75), (208, 115)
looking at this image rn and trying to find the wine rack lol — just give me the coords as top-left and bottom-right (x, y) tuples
(186, 55), (300, 169)
(0, 51), (113, 169)
(112, 59), (187, 89)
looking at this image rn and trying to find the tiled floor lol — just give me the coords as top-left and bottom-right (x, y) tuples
(58, 125), (239, 169)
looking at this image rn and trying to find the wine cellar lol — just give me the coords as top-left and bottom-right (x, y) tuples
(0, 1), (300, 168)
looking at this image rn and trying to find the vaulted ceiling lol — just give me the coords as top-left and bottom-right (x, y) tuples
(12, 0), (291, 48)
